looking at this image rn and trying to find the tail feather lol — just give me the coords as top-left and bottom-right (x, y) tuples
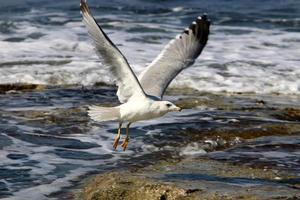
(88, 105), (120, 122)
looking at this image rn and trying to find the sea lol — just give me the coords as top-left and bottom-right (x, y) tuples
(0, 0), (299, 199)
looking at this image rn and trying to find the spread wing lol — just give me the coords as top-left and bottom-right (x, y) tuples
(139, 15), (210, 99)
(80, 0), (146, 103)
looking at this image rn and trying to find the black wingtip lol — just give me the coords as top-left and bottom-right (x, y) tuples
(189, 23), (196, 34)
(194, 14), (210, 45)
(80, 0), (86, 5)
(181, 14), (211, 41)
(183, 29), (189, 35)
(80, 0), (89, 14)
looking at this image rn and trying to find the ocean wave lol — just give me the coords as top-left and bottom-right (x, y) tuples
(0, 7), (299, 95)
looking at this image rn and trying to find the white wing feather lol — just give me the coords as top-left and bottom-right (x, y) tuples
(139, 15), (210, 99)
(80, 0), (146, 103)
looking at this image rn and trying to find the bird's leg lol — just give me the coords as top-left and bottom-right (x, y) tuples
(121, 123), (131, 151)
(113, 122), (122, 150)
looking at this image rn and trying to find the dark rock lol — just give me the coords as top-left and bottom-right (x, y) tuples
(274, 108), (300, 121)
(0, 84), (46, 94)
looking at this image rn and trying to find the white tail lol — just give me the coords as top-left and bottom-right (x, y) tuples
(88, 105), (120, 122)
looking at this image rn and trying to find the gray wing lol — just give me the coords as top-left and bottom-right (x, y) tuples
(80, 0), (146, 103)
(139, 15), (210, 99)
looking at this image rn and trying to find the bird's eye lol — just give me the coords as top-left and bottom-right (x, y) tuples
(166, 103), (172, 107)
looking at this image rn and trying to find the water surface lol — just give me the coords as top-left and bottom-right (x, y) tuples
(0, 0), (300, 199)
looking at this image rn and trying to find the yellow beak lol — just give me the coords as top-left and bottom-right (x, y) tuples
(176, 106), (182, 112)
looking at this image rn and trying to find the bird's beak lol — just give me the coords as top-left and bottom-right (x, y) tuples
(175, 106), (182, 112)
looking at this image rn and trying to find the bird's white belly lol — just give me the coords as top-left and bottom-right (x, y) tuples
(120, 100), (166, 122)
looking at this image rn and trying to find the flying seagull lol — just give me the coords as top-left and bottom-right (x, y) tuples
(80, 0), (210, 151)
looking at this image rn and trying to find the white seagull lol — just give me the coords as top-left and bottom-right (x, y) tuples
(80, 0), (210, 151)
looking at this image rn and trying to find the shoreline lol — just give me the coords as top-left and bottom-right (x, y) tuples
(1, 85), (300, 199)
(68, 86), (300, 200)
(78, 157), (300, 200)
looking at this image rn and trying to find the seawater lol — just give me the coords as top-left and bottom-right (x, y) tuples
(0, 0), (299, 94)
(0, 0), (300, 199)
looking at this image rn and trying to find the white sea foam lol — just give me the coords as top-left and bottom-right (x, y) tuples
(0, 16), (299, 95)
(172, 7), (184, 12)
(180, 142), (207, 156)
(0, 121), (130, 199)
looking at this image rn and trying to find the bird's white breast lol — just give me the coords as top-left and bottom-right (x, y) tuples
(119, 98), (166, 123)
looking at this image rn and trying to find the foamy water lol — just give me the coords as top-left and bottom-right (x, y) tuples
(1, 1), (300, 199)
(0, 89), (208, 199)
(0, 0), (299, 94)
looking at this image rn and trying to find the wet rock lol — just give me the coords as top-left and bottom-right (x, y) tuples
(93, 81), (113, 87)
(0, 84), (46, 94)
(255, 99), (266, 106)
(80, 172), (188, 200)
(274, 107), (300, 121)
(189, 123), (300, 140)
(175, 95), (234, 110)
(178, 123), (300, 154)
(79, 158), (300, 200)
(10, 107), (90, 134)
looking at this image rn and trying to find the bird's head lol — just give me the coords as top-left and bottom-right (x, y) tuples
(158, 101), (182, 113)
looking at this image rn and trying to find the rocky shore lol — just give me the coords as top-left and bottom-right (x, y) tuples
(79, 157), (300, 200)
(75, 88), (300, 200)
(1, 85), (299, 199)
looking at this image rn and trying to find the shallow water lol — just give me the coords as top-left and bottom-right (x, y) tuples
(210, 135), (300, 173)
(0, 87), (300, 199)
(1, 0), (300, 199)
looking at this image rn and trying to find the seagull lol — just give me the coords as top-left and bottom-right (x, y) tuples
(80, 0), (210, 151)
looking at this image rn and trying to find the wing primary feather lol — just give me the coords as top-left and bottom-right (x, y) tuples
(80, 0), (146, 103)
(183, 28), (189, 35)
(139, 15), (210, 99)
(80, 0), (120, 53)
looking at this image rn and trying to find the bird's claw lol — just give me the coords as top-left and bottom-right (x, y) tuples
(121, 138), (129, 151)
(113, 136), (120, 150)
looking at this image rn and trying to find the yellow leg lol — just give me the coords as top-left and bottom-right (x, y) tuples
(113, 122), (122, 150)
(121, 123), (131, 151)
